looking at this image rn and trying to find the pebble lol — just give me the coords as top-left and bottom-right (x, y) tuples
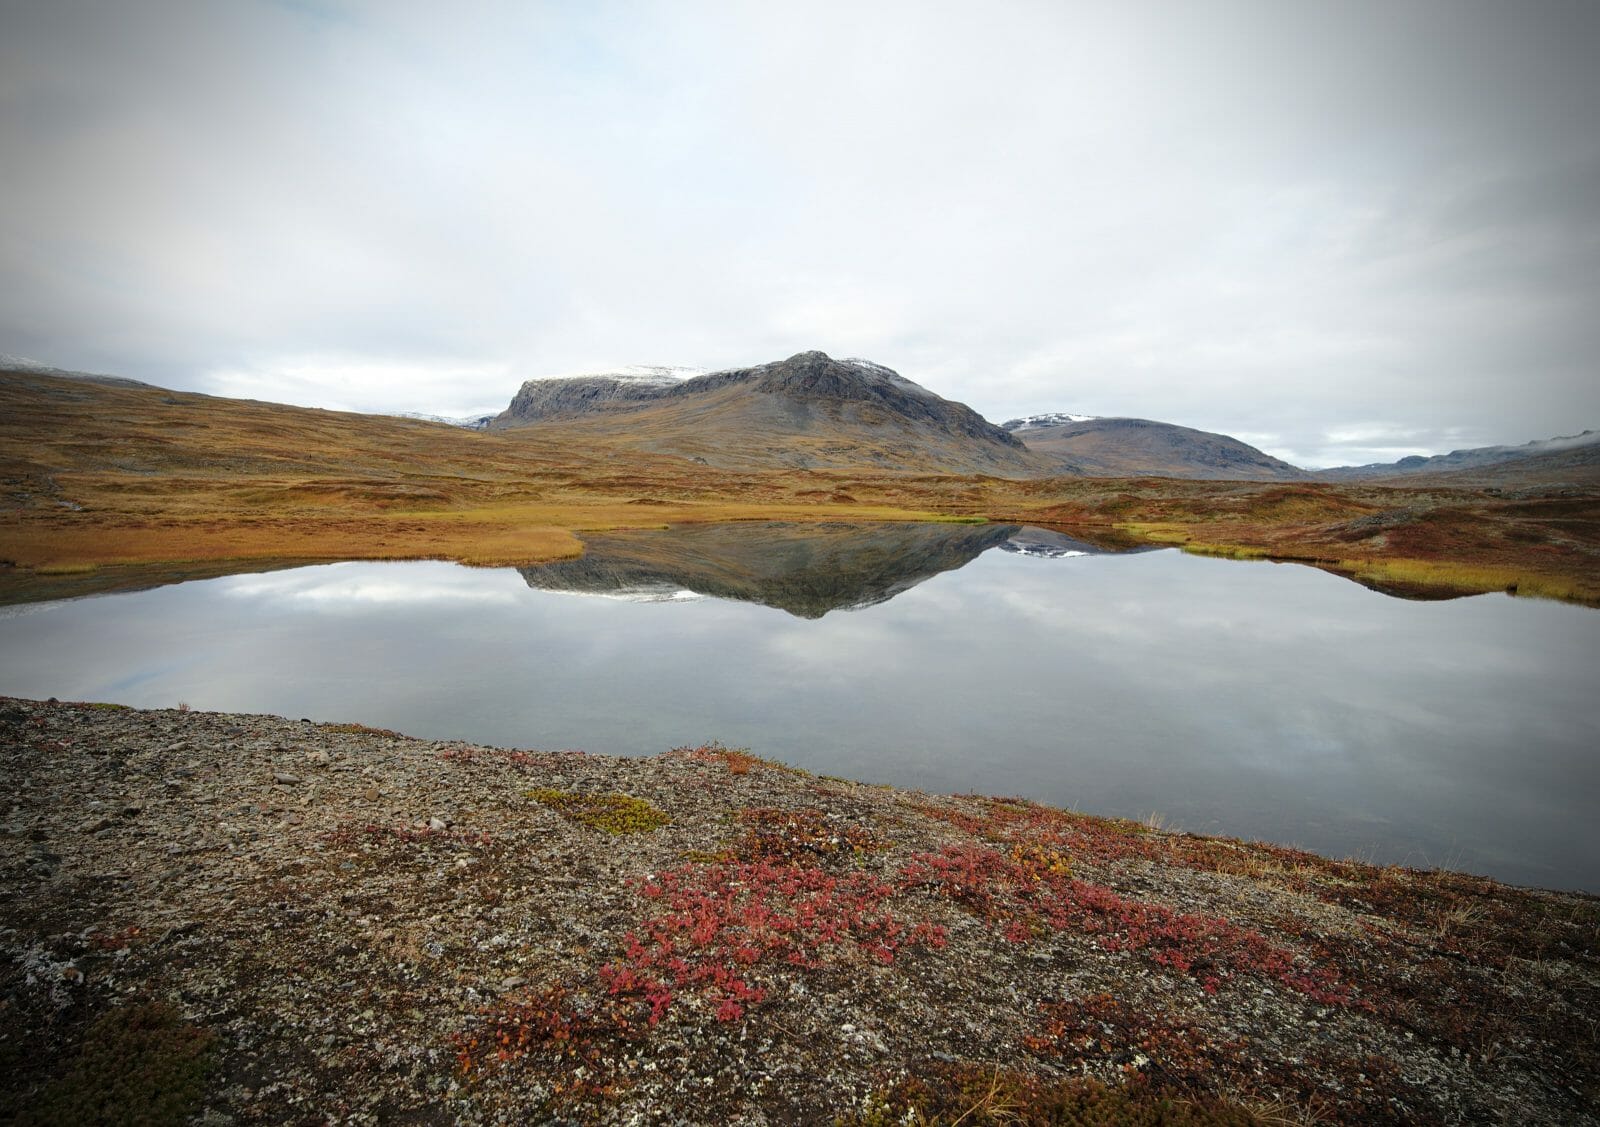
(273, 772), (302, 785)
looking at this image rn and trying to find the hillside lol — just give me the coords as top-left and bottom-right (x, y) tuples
(496, 352), (1052, 475)
(3, 698), (1596, 1124)
(1004, 416), (1308, 481)
(1316, 430), (1600, 486)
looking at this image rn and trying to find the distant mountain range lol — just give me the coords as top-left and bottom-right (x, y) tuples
(388, 411), (495, 430)
(6, 349), (1594, 485)
(485, 350), (1594, 484)
(1313, 430), (1600, 485)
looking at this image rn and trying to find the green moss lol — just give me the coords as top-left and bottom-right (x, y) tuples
(19, 1002), (217, 1127)
(527, 788), (671, 834)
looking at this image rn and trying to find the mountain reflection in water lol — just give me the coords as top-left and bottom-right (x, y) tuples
(518, 521), (1151, 617)
(2, 522), (1593, 891)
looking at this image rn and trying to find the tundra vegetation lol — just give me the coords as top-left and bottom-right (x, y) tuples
(1, 700), (1595, 1123)
(2, 370), (1597, 606)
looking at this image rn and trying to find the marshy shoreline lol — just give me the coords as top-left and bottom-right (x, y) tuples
(2, 696), (1595, 1124)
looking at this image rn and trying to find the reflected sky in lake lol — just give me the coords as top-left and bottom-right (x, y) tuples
(2, 537), (1596, 891)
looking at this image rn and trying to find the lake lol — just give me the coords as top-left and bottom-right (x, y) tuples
(2, 521), (1596, 892)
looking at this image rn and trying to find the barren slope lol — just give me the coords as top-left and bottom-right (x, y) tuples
(1007, 416), (1308, 481)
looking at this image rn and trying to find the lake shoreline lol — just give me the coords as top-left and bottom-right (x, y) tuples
(3, 696), (1596, 1123)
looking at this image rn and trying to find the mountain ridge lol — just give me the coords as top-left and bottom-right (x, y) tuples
(1003, 414), (1308, 481)
(1315, 429), (1600, 484)
(493, 351), (1043, 475)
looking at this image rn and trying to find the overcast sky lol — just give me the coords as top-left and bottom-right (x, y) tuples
(3, 0), (1596, 467)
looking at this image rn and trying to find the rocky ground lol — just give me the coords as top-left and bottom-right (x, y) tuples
(1, 697), (1596, 1124)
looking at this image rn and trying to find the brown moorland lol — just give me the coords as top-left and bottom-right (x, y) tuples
(2, 369), (1598, 606)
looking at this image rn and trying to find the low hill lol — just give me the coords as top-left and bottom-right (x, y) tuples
(1003, 415), (1307, 481)
(1316, 430), (1600, 486)
(501, 352), (1050, 475)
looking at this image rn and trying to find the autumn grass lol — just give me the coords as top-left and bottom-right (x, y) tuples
(1328, 557), (1595, 604)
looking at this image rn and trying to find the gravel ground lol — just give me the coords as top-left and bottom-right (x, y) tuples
(2, 697), (1595, 1124)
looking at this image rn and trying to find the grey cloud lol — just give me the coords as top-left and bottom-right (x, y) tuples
(1, 0), (1596, 464)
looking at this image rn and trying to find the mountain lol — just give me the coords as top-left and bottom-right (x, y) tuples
(490, 365), (704, 426)
(1, 353), (150, 389)
(495, 351), (1047, 475)
(390, 411), (495, 430)
(1002, 415), (1307, 481)
(1003, 412), (1098, 429)
(1315, 430), (1600, 486)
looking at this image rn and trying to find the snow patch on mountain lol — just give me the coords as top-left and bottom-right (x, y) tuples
(839, 357), (938, 398)
(0, 353), (146, 386)
(531, 364), (703, 386)
(390, 411), (494, 430)
(1001, 412), (1098, 431)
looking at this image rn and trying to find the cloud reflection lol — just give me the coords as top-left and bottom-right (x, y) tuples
(0, 544), (1593, 890)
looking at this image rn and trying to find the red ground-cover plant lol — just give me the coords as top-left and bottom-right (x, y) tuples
(599, 859), (947, 1023)
(1023, 993), (1243, 1092)
(899, 844), (1358, 1005)
(671, 742), (799, 777)
(733, 806), (888, 864)
(451, 984), (643, 1104)
(910, 796), (1166, 866)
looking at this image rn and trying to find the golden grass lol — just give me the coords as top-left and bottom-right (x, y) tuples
(1330, 557), (1595, 605)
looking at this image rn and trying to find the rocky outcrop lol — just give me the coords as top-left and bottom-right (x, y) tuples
(489, 366), (696, 427)
(663, 352), (1027, 452)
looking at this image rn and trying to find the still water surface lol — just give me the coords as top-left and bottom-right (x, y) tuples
(2, 523), (1595, 891)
